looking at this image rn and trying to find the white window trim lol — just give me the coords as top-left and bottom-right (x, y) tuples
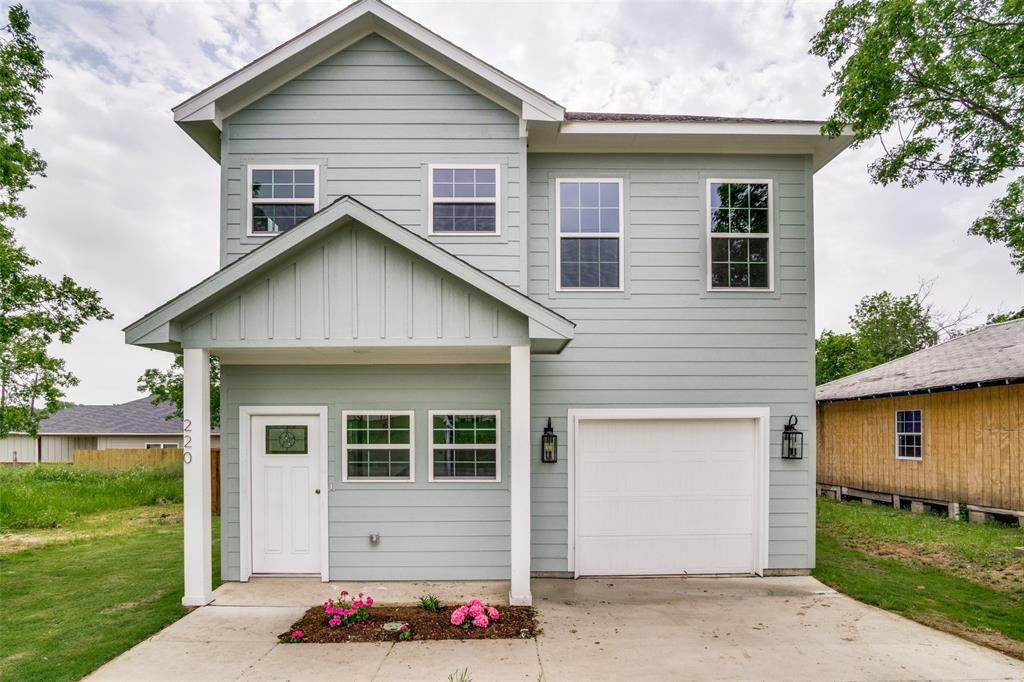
(705, 178), (774, 292)
(895, 408), (924, 461)
(246, 163), (320, 238)
(427, 163), (501, 236)
(145, 442), (179, 449)
(341, 410), (416, 483)
(554, 178), (625, 292)
(427, 409), (502, 482)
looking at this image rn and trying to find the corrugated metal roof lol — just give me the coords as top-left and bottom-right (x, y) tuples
(564, 111), (822, 124)
(816, 319), (1024, 402)
(37, 396), (217, 435)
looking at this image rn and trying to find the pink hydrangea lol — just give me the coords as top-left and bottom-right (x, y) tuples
(450, 607), (468, 626)
(468, 598), (483, 607)
(472, 614), (490, 628)
(487, 606), (500, 621)
(468, 603), (485, 618)
(365, 596), (374, 606)
(353, 600), (364, 609)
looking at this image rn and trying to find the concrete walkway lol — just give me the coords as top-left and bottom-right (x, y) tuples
(87, 577), (1024, 681)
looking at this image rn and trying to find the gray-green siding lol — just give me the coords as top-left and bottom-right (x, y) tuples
(220, 364), (511, 581)
(526, 154), (816, 571)
(222, 34), (526, 289)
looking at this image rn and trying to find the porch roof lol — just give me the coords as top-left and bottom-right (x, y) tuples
(124, 197), (574, 355)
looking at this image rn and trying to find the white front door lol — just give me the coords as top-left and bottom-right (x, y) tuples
(576, 417), (758, 576)
(251, 415), (321, 574)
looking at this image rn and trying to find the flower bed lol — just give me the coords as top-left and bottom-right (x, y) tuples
(279, 590), (537, 643)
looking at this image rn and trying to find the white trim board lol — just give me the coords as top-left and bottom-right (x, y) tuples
(566, 407), (771, 577)
(239, 405), (330, 582)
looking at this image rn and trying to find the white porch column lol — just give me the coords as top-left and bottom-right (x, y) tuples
(182, 347), (213, 607)
(509, 344), (532, 606)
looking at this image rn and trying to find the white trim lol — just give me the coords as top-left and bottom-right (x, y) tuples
(246, 164), (320, 238)
(427, 164), (501, 236)
(239, 405), (330, 583)
(509, 344), (531, 606)
(340, 410), (416, 483)
(705, 178), (774, 292)
(566, 407), (771, 578)
(182, 348), (213, 606)
(426, 409), (501, 482)
(895, 408), (924, 461)
(554, 178), (625, 292)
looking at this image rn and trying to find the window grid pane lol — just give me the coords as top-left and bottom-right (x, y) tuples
(560, 237), (620, 289)
(896, 410), (923, 458)
(432, 167), (497, 199)
(431, 414), (498, 479)
(710, 235), (769, 289)
(432, 203), (497, 233)
(346, 449), (411, 478)
(345, 413), (412, 478)
(559, 181), (620, 234)
(432, 448), (497, 479)
(252, 203), (315, 233)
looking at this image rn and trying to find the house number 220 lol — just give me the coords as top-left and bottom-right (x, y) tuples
(182, 418), (193, 464)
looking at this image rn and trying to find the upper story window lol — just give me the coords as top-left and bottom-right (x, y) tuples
(429, 165), (499, 235)
(248, 165), (319, 236)
(707, 179), (772, 291)
(895, 409), (923, 460)
(556, 179), (624, 291)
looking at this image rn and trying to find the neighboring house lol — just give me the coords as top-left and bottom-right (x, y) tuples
(0, 396), (221, 463)
(124, 0), (852, 607)
(817, 319), (1024, 516)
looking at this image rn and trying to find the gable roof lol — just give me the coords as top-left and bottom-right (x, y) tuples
(124, 196), (574, 353)
(174, 0), (564, 158)
(34, 397), (208, 436)
(816, 319), (1024, 402)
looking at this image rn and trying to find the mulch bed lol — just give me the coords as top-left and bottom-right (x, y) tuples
(280, 605), (538, 643)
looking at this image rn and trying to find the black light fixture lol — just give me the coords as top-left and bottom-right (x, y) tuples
(541, 418), (557, 463)
(781, 415), (804, 460)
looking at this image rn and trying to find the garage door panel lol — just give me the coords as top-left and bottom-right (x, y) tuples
(576, 417), (759, 576)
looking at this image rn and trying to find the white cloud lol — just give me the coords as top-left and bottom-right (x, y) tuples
(12, 0), (1022, 404)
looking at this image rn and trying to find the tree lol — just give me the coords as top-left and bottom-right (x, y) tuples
(811, 0), (1024, 272)
(815, 330), (862, 384)
(0, 5), (112, 438)
(137, 355), (221, 428)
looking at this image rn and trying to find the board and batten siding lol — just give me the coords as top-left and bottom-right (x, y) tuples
(0, 435), (36, 463)
(222, 34), (527, 289)
(818, 385), (1024, 512)
(526, 154), (817, 571)
(220, 363), (511, 581)
(182, 223), (529, 349)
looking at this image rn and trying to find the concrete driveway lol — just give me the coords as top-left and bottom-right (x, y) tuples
(88, 576), (1024, 681)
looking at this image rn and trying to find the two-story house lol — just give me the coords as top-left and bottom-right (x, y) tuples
(125, 0), (852, 607)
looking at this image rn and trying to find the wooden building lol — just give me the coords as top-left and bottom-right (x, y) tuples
(816, 319), (1024, 519)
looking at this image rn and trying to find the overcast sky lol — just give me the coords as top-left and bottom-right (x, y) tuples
(13, 0), (1024, 405)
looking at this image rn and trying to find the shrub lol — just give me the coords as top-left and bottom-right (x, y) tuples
(449, 598), (501, 629)
(324, 590), (373, 627)
(418, 593), (442, 612)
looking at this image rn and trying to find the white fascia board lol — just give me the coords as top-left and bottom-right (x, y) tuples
(173, 0), (562, 127)
(557, 120), (828, 136)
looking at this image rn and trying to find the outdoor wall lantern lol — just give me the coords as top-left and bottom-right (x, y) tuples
(781, 415), (804, 460)
(541, 418), (558, 463)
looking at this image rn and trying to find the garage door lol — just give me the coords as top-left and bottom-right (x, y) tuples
(575, 417), (760, 576)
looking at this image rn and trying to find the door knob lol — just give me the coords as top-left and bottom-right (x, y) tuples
(315, 488), (321, 494)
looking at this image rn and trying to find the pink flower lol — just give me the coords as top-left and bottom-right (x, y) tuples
(487, 606), (500, 621)
(340, 590), (349, 596)
(365, 596), (374, 606)
(450, 610), (466, 626)
(472, 614), (490, 628)
(353, 600), (364, 609)
(292, 630), (303, 638)
(399, 624), (409, 632)
(468, 598), (483, 607)
(468, 603), (484, 618)
(329, 615), (341, 627)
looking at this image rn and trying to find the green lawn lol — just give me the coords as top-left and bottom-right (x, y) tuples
(815, 496), (1024, 657)
(0, 465), (219, 682)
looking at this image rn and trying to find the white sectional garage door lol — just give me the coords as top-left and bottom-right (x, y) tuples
(575, 417), (760, 576)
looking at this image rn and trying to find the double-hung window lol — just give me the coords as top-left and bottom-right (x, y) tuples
(145, 442), (178, 449)
(895, 409), (923, 460)
(708, 179), (772, 290)
(556, 179), (624, 290)
(342, 411), (414, 481)
(248, 165), (319, 235)
(429, 411), (500, 481)
(429, 165), (499, 234)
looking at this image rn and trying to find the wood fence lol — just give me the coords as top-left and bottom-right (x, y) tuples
(73, 448), (221, 514)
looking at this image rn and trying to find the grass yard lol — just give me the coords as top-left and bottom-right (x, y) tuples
(0, 465), (218, 682)
(815, 496), (1024, 659)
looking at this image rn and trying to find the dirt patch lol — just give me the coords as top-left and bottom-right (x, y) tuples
(848, 538), (1024, 592)
(914, 612), (1024, 661)
(281, 605), (538, 643)
(0, 506), (184, 554)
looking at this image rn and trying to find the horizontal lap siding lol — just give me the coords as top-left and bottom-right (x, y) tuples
(220, 364), (511, 581)
(526, 154), (816, 571)
(223, 34), (525, 289)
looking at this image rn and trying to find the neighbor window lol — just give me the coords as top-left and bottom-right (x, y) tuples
(556, 179), (623, 290)
(342, 411), (414, 481)
(145, 442), (178, 449)
(429, 411), (500, 481)
(895, 409), (923, 460)
(429, 165), (499, 234)
(248, 165), (319, 235)
(708, 180), (772, 290)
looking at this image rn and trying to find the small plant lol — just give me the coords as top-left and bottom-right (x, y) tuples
(398, 624), (411, 641)
(448, 669), (472, 682)
(288, 629), (304, 643)
(449, 598), (501, 629)
(324, 590), (373, 628)
(383, 621), (411, 640)
(419, 593), (442, 612)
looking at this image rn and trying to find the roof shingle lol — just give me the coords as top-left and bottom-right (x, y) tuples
(38, 396), (190, 435)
